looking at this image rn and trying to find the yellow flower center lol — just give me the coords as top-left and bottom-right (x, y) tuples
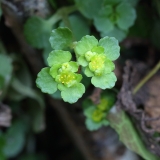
(56, 71), (76, 87)
(89, 54), (106, 76)
(92, 109), (104, 122)
(97, 98), (109, 111)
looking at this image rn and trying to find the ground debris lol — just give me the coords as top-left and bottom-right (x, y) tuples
(116, 60), (160, 156)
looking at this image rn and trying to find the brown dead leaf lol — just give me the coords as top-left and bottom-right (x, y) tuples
(144, 75), (160, 132)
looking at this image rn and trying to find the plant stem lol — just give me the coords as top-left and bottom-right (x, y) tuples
(132, 61), (160, 95)
(47, 5), (77, 26)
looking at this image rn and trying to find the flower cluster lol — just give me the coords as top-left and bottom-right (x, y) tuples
(36, 50), (85, 103)
(83, 91), (116, 131)
(74, 35), (119, 89)
(36, 27), (120, 103)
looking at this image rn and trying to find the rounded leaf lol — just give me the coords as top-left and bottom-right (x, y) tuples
(75, 35), (98, 56)
(101, 27), (127, 42)
(116, 3), (136, 30)
(99, 36), (120, 61)
(85, 118), (101, 131)
(75, 0), (103, 19)
(104, 59), (115, 74)
(49, 64), (61, 78)
(84, 67), (94, 77)
(61, 83), (85, 103)
(78, 56), (88, 67)
(36, 67), (57, 94)
(94, 17), (114, 34)
(47, 50), (71, 67)
(24, 16), (52, 49)
(91, 72), (117, 89)
(49, 27), (73, 49)
(0, 54), (12, 79)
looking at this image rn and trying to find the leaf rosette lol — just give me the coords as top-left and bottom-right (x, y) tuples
(74, 35), (120, 89)
(83, 90), (116, 131)
(36, 50), (85, 103)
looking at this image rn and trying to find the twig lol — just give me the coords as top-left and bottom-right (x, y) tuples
(133, 61), (160, 95)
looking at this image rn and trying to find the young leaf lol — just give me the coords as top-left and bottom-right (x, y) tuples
(91, 72), (117, 89)
(24, 16), (52, 49)
(36, 67), (57, 94)
(49, 27), (73, 49)
(61, 83), (85, 103)
(85, 118), (109, 131)
(47, 50), (71, 67)
(99, 36), (120, 61)
(75, 35), (98, 56)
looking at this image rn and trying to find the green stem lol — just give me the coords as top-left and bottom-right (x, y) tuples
(132, 61), (160, 95)
(47, 5), (77, 26)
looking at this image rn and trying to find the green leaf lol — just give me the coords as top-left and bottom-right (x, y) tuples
(84, 106), (96, 118)
(98, 90), (116, 111)
(123, 0), (139, 7)
(11, 77), (44, 108)
(93, 5), (114, 33)
(24, 16), (52, 49)
(42, 44), (52, 65)
(116, 3), (136, 30)
(104, 59), (115, 74)
(3, 121), (26, 158)
(78, 56), (88, 67)
(74, 0), (103, 19)
(49, 27), (73, 49)
(0, 152), (6, 160)
(0, 54), (12, 79)
(91, 72), (117, 89)
(49, 64), (61, 78)
(108, 109), (160, 160)
(47, 50), (71, 67)
(0, 75), (5, 90)
(99, 36), (120, 61)
(61, 83), (85, 103)
(91, 46), (104, 54)
(94, 17), (114, 33)
(101, 27), (127, 42)
(67, 61), (79, 72)
(51, 90), (62, 99)
(36, 67), (57, 94)
(75, 35), (98, 56)
(85, 118), (109, 131)
(104, 0), (121, 5)
(84, 67), (94, 77)
(60, 14), (90, 41)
